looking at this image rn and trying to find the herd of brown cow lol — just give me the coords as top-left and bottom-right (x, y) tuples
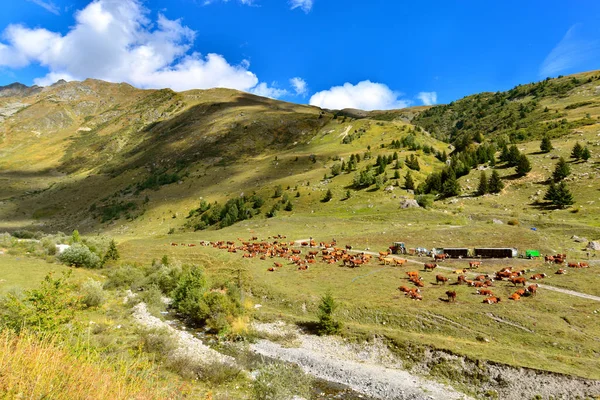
(170, 238), (591, 307)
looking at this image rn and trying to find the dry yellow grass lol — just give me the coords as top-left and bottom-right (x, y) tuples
(0, 330), (189, 399)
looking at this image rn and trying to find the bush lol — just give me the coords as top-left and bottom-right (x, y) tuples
(171, 267), (244, 334)
(416, 194), (434, 209)
(103, 265), (146, 290)
(252, 362), (312, 400)
(57, 244), (101, 268)
(139, 284), (166, 316)
(80, 279), (106, 308)
(316, 292), (342, 335)
(507, 219), (519, 226)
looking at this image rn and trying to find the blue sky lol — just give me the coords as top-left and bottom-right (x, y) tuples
(1, 0), (600, 110)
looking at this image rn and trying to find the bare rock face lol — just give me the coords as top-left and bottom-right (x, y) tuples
(587, 241), (600, 250)
(400, 199), (420, 209)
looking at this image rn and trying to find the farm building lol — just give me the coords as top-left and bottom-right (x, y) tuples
(474, 248), (517, 258)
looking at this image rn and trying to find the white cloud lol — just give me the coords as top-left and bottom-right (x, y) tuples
(540, 23), (600, 77)
(417, 91), (437, 106)
(309, 80), (410, 111)
(27, 0), (60, 15)
(290, 77), (307, 96)
(0, 0), (283, 96)
(250, 82), (288, 98)
(290, 0), (313, 13)
(203, 0), (255, 6)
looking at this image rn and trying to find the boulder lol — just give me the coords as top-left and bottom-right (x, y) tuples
(493, 219), (503, 224)
(587, 241), (600, 251)
(400, 199), (420, 209)
(572, 235), (588, 243)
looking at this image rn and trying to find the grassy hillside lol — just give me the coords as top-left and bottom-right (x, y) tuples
(1, 71), (600, 389)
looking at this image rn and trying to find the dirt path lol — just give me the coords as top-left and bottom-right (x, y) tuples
(251, 322), (472, 400)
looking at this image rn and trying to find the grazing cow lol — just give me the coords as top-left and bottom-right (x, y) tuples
(436, 275), (449, 285)
(409, 291), (423, 301)
(483, 280), (494, 287)
(170, 243), (178, 246)
(555, 269), (566, 275)
(509, 277), (527, 286)
(188, 244), (196, 247)
(568, 262), (580, 268)
(398, 286), (412, 293)
(474, 275), (488, 281)
(457, 275), (468, 284)
(477, 289), (493, 296)
(379, 251), (390, 257)
(406, 271), (420, 279)
(394, 258), (408, 266)
(267, 267), (275, 272)
(424, 263), (438, 271)
(381, 257), (395, 265)
(434, 253), (449, 261)
(298, 265), (308, 270)
(345, 245), (352, 251)
(514, 289), (526, 296)
(469, 261), (482, 269)
(527, 284), (539, 296)
(544, 255), (555, 263)
(274, 262), (283, 268)
(412, 280), (425, 288)
(453, 269), (467, 274)
(509, 293), (521, 301)
(446, 291), (457, 302)
(301, 242), (309, 247)
(470, 281), (486, 288)
(530, 273), (547, 280)
(483, 296), (501, 304)
(579, 262), (589, 268)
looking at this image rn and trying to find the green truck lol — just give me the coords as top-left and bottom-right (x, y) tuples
(525, 249), (540, 259)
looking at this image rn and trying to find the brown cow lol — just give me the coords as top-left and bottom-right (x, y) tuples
(579, 262), (589, 268)
(477, 289), (493, 296)
(527, 284), (539, 296)
(530, 273), (547, 280)
(267, 267), (275, 272)
(394, 258), (408, 266)
(424, 263), (438, 271)
(457, 275), (468, 284)
(509, 277), (527, 286)
(434, 253), (449, 261)
(406, 271), (420, 279)
(274, 262), (283, 268)
(544, 255), (555, 263)
(469, 261), (482, 269)
(409, 291), (423, 301)
(555, 269), (566, 275)
(436, 275), (449, 285)
(483, 296), (501, 304)
(568, 262), (580, 268)
(515, 289), (526, 296)
(446, 291), (457, 302)
(398, 286), (412, 293)
(509, 293), (521, 301)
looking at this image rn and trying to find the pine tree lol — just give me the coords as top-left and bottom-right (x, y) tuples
(581, 147), (591, 161)
(544, 181), (558, 202)
(103, 239), (120, 264)
(71, 230), (81, 243)
(322, 189), (333, 202)
(571, 142), (583, 160)
(316, 292), (342, 335)
(552, 157), (570, 182)
(552, 182), (574, 208)
(404, 170), (415, 190)
(441, 170), (460, 198)
(284, 201), (293, 211)
(477, 171), (488, 196)
(515, 154), (532, 177)
(488, 170), (504, 193)
(540, 135), (553, 153)
(393, 170), (400, 180)
(507, 145), (521, 166)
(499, 143), (510, 163)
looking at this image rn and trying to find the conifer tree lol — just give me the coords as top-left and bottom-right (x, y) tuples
(581, 147), (591, 161)
(404, 170), (415, 190)
(441, 169), (460, 198)
(540, 135), (553, 153)
(571, 142), (583, 160)
(552, 157), (570, 182)
(488, 170), (504, 193)
(515, 154), (532, 176)
(477, 171), (488, 196)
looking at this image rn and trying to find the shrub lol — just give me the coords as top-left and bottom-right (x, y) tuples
(252, 362), (312, 400)
(507, 219), (519, 226)
(416, 194), (434, 209)
(139, 284), (166, 316)
(80, 279), (106, 308)
(316, 292), (342, 335)
(102, 239), (120, 265)
(103, 265), (146, 290)
(57, 244), (101, 268)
